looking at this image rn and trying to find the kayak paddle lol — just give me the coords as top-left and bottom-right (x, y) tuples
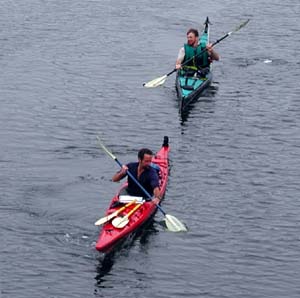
(112, 203), (143, 229)
(97, 136), (187, 232)
(94, 199), (137, 226)
(143, 19), (250, 88)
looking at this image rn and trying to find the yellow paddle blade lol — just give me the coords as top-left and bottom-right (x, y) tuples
(165, 214), (188, 232)
(143, 75), (167, 88)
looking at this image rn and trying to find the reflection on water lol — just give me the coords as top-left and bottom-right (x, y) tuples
(95, 253), (115, 287)
(95, 221), (158, 287)
(180, 84), (218, 124)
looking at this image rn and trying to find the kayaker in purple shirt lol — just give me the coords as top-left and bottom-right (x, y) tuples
(112, 148), (161, 205)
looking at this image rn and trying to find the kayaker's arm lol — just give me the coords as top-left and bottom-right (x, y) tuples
(206, 43), (220, 61)
(175, 47), (185, 69)
(152, 187), (161, 205)
(112, 165), (127, 182)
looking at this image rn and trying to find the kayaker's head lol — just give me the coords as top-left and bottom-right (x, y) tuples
(186, 28), (199, 47)
(138, 148), (153, 169)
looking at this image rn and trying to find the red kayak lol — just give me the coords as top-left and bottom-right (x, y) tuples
(95, 136), (170, 253)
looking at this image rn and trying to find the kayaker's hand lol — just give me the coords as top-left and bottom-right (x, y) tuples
(175, 63), (182, 70)
(206, 43), (213, 54)
(152, 197), (160, 205)
(120, 165), (128, 174)
(206, 43), (219, 61)
(112, 165), (128, 182)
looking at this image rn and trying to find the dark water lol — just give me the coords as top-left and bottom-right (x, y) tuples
(1, 0), (300, 297)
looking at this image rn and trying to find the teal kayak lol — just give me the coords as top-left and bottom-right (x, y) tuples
(176, 17), (212, 114)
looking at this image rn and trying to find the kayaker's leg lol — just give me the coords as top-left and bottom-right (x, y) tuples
(197, 67), (209, 78)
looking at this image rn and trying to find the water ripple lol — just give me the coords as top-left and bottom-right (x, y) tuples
(1, 0), (300, 298)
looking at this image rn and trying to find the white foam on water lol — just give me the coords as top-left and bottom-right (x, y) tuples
(264, 59), (272, 63)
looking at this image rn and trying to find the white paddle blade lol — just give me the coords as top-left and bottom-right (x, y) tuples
(96, 136), (117, 160)
(165, 214), (188, 232)
(94, 200), (136, 226)
(143, 75), (167, 88)
(95, 200), (138, 226)
(111, 203), (142, 229)
(94, 212), (116, 226)
(112, 216), (129, 229)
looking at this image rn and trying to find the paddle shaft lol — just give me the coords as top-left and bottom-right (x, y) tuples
(125, 203), (142, 217)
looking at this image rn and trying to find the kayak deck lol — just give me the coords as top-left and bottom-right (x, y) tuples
(176, 70), (212, 112)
